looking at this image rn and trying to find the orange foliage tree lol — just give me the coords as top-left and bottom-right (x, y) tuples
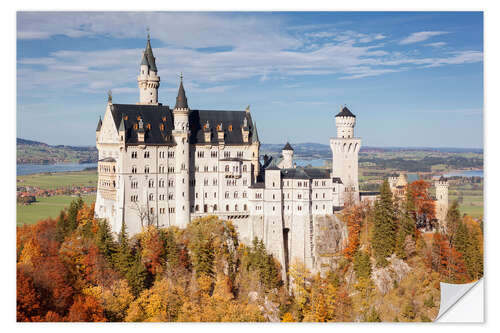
(342, 203), (366, 260)
(409, 180), (436, 221)
(431, 233), (468, 283)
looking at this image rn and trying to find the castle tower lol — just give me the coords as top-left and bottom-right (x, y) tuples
(172, 75), (190, 228)
(330, 106), (361, 205)
(280, 142), (294, 169)
(137, 33), (160, 105)
(435, 176), (449, 232)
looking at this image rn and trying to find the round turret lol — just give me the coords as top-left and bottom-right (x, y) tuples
(335, 106), (356, 138)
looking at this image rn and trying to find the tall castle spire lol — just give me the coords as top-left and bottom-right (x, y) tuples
(174, 74), (188, 109)
(137, 32), (160, 105)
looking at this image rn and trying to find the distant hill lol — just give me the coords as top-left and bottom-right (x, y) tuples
(17, 138), (49, 146)
(17, 138), (97, 165)
(261, 143), (483, 156)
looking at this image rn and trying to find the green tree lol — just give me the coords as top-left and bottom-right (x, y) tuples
(446, 200), (461, 244)
(372, 179), (397, 266)
(125, 252), (153, 297)
(353, 250), (371, 280)
(113, 222), (134, 276)
(96, 220), (117, 264)
(55, 197), (83, 242)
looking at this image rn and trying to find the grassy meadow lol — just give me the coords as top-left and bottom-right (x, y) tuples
(17, 170), (97, 189)
(17, 194), (96, 225)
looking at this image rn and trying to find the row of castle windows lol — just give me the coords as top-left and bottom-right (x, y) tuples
(99, 165), (115, 173)
(100, 180), (116, 188)
(132, 151), (175, 159)
(131, 165), (185, 174)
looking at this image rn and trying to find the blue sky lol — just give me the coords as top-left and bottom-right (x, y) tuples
(17, 12), (483, 148)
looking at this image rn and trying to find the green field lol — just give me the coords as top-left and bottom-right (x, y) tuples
(17, 170), (97, 189)
(17, 194), (96, 225)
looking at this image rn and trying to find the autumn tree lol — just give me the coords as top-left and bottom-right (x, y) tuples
(409, 180), (436, 225)
(342, 204), (365, 260)
(66, 295), (107, 322)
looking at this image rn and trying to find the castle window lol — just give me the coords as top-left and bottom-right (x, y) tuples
(144, 166), (150, 173)
(225, 165), (230, 172)
(243, 204), (248, 211)
(211, 151), (218, 158)
(234, 192), (238, 199)
(144, 151), (150, 158)
(224, 151), (230, 158)
(168, 193), (173, 200)
(132, 166), (137, 174)
(204, 179), (208, 186)
(195, 205), (199, 212)
(225, 192), (229, 199)
(323, 193), (325, 199)
(243, 178), (247, 186)
(214, 192), (217, 198)
(149, 193), (154, 201)
(235, 204), (238, 211)
(242, 165), (247, 172)
(214, 204), (218, 211)
(131, 151), (137, 158)
(237, 151), (243, 158)
(273, 206), (275, 211)
(226, 205), (229, 211)
(149, 179), (154, 188)
(243, 192), (247, 198)
(169, 208), (175, 213)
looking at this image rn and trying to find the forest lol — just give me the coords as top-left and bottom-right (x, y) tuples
(16, 179), (483, 322)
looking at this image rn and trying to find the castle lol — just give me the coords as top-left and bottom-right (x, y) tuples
(94, 35), (432, 274)
(388, 173), (449, 231)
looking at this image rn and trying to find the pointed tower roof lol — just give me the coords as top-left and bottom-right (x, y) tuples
(283, 142), (293, 151)
(252, 121), (259, 143)
(140, 51), (149, 67)
(96, 117), (102, 131)
(118, 117), (125, 132)
(174, 75), (189, 109)
(335, 106), (356, 118)
(144, 33), (157, 72)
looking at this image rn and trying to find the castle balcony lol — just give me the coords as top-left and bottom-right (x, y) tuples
(221, 158), (244, 178)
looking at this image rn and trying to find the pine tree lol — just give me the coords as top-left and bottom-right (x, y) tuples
(353, 250), (371, 280)
(113, 222), (134, 276)
(96, 220), (117, 264)
(372, 179), (396, 266)
(446, 200), (461, 244)
(126, 252), (153, 297)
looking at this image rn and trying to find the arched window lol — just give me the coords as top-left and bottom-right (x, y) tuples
(226, 204), (229, 211)
(214, 204), (218, 211)
(235, 204), (238, 211)
(243, 204), (247, 211)
(195, 204), (199, 212)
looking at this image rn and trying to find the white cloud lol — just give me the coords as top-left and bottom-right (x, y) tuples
(399, 31), (449, 45)
(425, 42), (447, 48)
(16, 13), (482, 101)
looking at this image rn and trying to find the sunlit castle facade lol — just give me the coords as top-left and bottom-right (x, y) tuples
(94, 35), (362, 273)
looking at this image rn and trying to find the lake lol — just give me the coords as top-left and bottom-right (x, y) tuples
(294, 159), (328, 167)
(444, 170), (484, 178)
(17, 163), (98, 176)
